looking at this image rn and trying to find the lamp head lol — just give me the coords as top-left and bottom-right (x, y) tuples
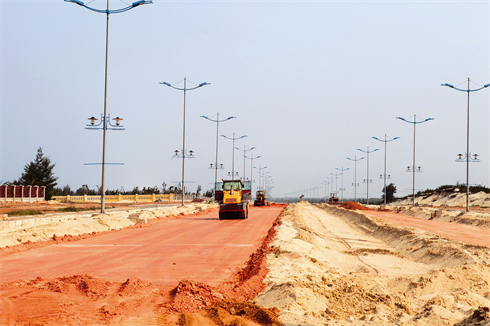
(161, 82), (171, 86)
(132, 0), (152, 8)
(189, 150), (194, 156)
(112, 117), (123, 126)
(65, 0), (84, 6)
(174, 150), (179, 155)
(199, 82), (210, 87)
(88, 116), (98, 125)
(441, 83), (454, 88)
(484, 83), (490, 88)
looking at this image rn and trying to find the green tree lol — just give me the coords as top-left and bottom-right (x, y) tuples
(382, 183), (397, 203)
(15, 147), (58, 200)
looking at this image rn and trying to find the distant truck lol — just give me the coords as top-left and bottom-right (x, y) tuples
(214, 180), (251, 219)
(254, 190), (270, 207)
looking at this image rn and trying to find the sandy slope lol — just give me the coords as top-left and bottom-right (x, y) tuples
(255, 202), (490, 325)
(0, 203), (217, 248)
(389, 206), (490, 229)
(393, 191), (490, 208)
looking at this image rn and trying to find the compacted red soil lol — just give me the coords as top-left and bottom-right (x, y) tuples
(0, 205), (286, 326)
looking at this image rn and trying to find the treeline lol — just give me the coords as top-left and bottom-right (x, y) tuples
(52, 182), (214, 197)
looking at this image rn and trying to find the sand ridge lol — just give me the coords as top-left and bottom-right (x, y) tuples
(254, 202), (490, 325)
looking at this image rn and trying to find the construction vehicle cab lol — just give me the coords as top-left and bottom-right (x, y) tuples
(254, 190), (270, 206)
(215, 180), (250, 219)
(328, 193), (339, 204)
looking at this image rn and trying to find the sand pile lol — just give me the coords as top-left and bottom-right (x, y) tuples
(0, 203), (218, 248)
(254, 202), (490, 325)
(393, 191), (490, 208)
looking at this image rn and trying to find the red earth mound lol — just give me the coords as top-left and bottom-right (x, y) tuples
(340, 201), (374, 211)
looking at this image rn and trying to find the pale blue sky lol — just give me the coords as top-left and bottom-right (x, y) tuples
(1, 0), (489, 199)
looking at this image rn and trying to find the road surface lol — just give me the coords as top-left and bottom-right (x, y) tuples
(0, 206), (283, 285)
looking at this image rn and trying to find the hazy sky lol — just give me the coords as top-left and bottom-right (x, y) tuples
(1, 0), (489, 199)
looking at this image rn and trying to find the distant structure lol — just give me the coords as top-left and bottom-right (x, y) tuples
(1, 184), (45, 202)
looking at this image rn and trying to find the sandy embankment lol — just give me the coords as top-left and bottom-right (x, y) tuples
(0, 203), (218, 248)
(386, 206), (490, 229)
(393, 191), (490, 208)
(255, 202), (490, 326)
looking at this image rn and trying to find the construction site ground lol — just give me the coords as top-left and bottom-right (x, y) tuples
(1, 200), (489, 325)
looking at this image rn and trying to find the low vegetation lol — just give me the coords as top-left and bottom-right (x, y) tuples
(7, 209), (45, 216)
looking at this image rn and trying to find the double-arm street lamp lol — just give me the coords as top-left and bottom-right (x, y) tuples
(245, 154), (260, 194)
(330, 172), (342, 199)
(221, 133), (247, 180)
(236, 146), (255, 181)
(201, 113), (235, 193)
(335, 167), (349, 202)
(161, 78), (210, 206)
(396, 115), (433, 207)
(357, 147), (379, 204)
(254, 166), (268, 190)
(347, 156), (364, 202)
(441, 79), (489, 212)
(372, 135), (400, 205)
(66, 0), (152, 213)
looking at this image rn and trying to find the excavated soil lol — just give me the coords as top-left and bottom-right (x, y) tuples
(254, 202), (490, 326)
(340, 201), (374, 211)
(0, 207), (285, 326)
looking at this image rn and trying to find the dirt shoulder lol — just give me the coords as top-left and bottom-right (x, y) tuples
(255, 202), (490, 326)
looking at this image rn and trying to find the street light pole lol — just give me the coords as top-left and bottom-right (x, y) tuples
(254, 166), (268, 190)
(396, 115), (433, 207)
(336, 167), (349, 202)
(441, 79), (489, 212)
(161, 78), (210, 206)
(221, 133), (247, 180)
(236, 146), (255, 180)
(347, 156), (364, 202)
(201, 114), (235, 194)
(245, 154), (261, 196)
(65, 0), (152, 214)
(357, 147), (379, 205)
(372, 135), (399, 204)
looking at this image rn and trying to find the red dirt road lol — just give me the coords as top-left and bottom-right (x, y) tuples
(0, 206), (283, 285)
(365, 210), (490, 247)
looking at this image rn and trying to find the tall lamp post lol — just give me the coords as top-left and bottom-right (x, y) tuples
(236, 146), (255, 180)
(347, 156), (364, 202)
(65, 0), (152, 213)
(357, 147), (379, 204)
(396, 115), (433, 207)
(372, 135), (399, 204)
(321, 180), (329, 201)
(245, 154), (261, 196)
(222, 133), (247, 180)
(161, 78), (210, 206)
(441, 79), (489, 212)
(201, 114), (235, 195)
(335, 167), (349, 202)
(254, 166), (268, 190)
(330, 172), (342, 199)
